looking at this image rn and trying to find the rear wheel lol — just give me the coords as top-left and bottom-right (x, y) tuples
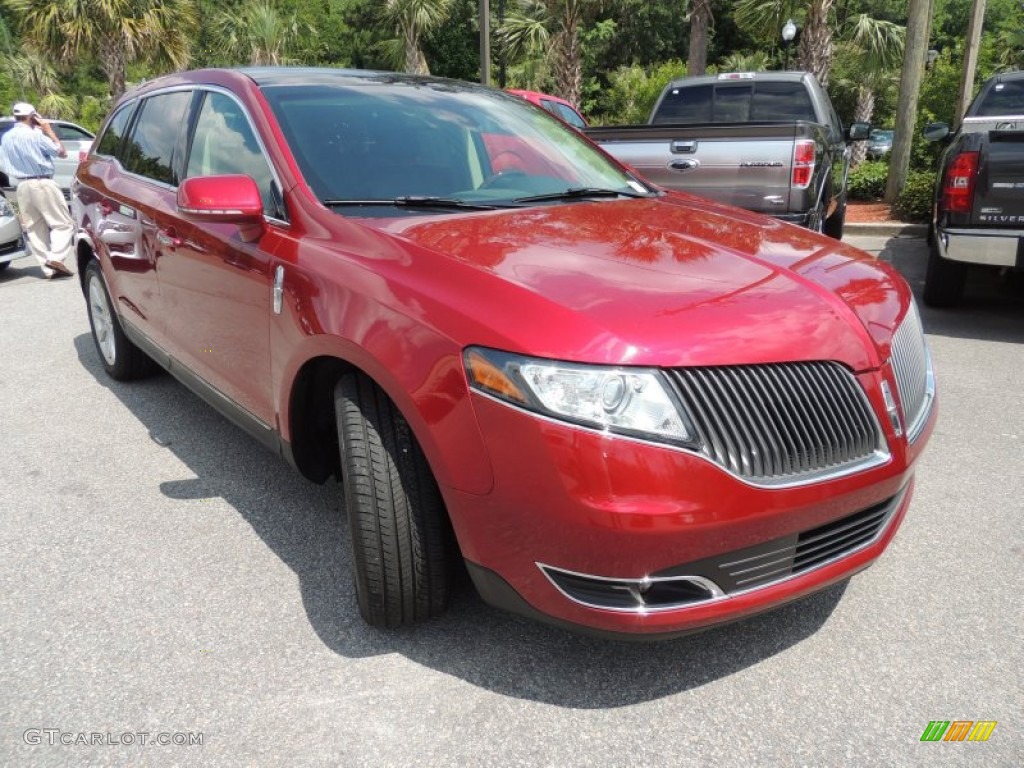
(922, 239), (967, 308)
(84, 260), (157, 379)
(334, 374), (451, 628)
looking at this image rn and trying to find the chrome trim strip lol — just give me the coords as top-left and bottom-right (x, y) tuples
(537, 563), (726, 614)
(538, 484), (909, 614)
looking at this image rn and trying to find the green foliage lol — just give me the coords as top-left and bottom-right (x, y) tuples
(847, 160), (889, 200)
(892, 170), (935, 223)
(589, 59), (685, 125)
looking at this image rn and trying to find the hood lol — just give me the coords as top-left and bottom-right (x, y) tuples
(361, 196), (909, 371)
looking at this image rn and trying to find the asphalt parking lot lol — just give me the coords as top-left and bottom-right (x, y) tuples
(1, 234), (1020, 767)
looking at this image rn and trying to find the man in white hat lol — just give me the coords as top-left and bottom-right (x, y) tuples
(0, 102), (74, 279)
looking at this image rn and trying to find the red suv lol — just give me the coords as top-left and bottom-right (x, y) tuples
(73, 68), (936, 639)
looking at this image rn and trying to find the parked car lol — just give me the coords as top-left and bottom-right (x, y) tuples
(73, 68), (935, 639)
(922, 71), (1024, 307)
(866, 128), (894, 159)
(0, 195), (27, 271)
(0, 117), (94, 202)
(586, 71), (871, 239)
(507, 88), (587, 129)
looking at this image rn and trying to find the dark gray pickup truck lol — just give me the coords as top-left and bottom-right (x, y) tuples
(585, 72), (870, 239)
(923, 71), (1024, 307)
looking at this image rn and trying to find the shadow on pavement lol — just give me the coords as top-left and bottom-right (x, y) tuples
(876, 234), (1024, 345)
(74, 332), (847, 709)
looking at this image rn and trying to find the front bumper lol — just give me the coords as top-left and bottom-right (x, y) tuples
(937, 227), (1022, 268)
(447, 370), (935, 638)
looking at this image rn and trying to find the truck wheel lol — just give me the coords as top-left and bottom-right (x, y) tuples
(922, 240), (966, 308)
(84, 260), (157, 380)
(823, 202), (846, 240)
(334, 373), (451, 628)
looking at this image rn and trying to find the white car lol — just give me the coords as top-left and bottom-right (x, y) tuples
(0, 117), (95, 202)
(0, 195), (27, 272)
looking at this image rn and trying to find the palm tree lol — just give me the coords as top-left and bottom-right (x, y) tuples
(213, 0), (309, 66)
(498, 0), (594, 107)
(686, 0), (713, 77)
(835, 14), (904, 166)
(798, 0), (835, 86)
(381, 0), (452, 75)
(5, 0), (197, 99)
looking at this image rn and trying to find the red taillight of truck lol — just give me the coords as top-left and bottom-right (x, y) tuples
(941, 151), (979, 213)
(792, 140), (816, 188)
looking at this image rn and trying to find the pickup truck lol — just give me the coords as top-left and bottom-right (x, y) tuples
(923, 70), (1024, 307)
(585, 71), (870, 239)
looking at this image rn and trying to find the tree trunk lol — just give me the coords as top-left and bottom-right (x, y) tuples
(798, 0), (835, 86)
(552, 1), (583, 107)
(885, 0), (933, 203)
(99, 37), (127, 99)
(849, 86), (875, 167)
(686, 0), (712, 77)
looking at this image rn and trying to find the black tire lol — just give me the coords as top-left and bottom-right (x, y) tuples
(84, 260), (157, 380)
(922, 239), (967, 308)
(335, 373), (451, 628)
(823, 200), (846, 240)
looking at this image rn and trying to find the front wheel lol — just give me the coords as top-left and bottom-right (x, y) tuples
(922, 239), (967, 308)
(84, 260), (157, 380)
(334, 374), (451, 628)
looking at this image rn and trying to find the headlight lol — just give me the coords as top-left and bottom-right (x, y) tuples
(464, 346), (697, 446)
(0, 197), (12, 217)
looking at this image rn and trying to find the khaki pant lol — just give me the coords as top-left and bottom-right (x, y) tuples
(16, 178), (74, 277)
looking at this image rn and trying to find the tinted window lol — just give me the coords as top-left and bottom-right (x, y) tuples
(186, 92), (279, 217)
(975, 80), (1024, 116)
(94, 105), (134, 157)
(55, 124), (93, 142)
(122, 91), (192, 184)
(653, 84), (712, 124)
(653, 81), (818, 124)
(750, 82), (816, 122)
(553, 102), (586, 129)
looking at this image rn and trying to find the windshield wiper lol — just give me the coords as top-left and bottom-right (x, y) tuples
(513, 187), (650, 203)
(321, 196), (501, 211)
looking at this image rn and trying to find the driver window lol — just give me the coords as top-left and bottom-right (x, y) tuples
(186, 92), (278, 216)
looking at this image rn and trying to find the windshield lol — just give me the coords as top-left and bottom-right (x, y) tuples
(261, 79), (649, 214)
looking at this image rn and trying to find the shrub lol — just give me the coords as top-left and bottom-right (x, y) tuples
(892, 170), (936, 223)
(847, 160), (889, 200)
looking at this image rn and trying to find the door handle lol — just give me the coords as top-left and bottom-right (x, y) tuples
(668, 159), (700, 173)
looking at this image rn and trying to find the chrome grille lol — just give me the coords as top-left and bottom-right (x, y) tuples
(666, 361), (884, 485)
(890, 302), (933, 442)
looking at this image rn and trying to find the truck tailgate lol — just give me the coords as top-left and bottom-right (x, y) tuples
(587, 122), (820, 215)
(975, 128), (1024, 227)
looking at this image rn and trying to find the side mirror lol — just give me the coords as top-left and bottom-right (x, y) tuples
(177, 175), (265, 242)
(922, 122), (951, 142)
(847, 122), (872, 142)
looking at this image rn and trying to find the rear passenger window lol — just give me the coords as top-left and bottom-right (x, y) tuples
(185, 92), (279, 217)
(94, 105), (134, 158)
(121, 91), (193, 185)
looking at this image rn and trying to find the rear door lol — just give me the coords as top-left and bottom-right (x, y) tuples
(52, 122), (94, 197)
(83, 91), (194, 347)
